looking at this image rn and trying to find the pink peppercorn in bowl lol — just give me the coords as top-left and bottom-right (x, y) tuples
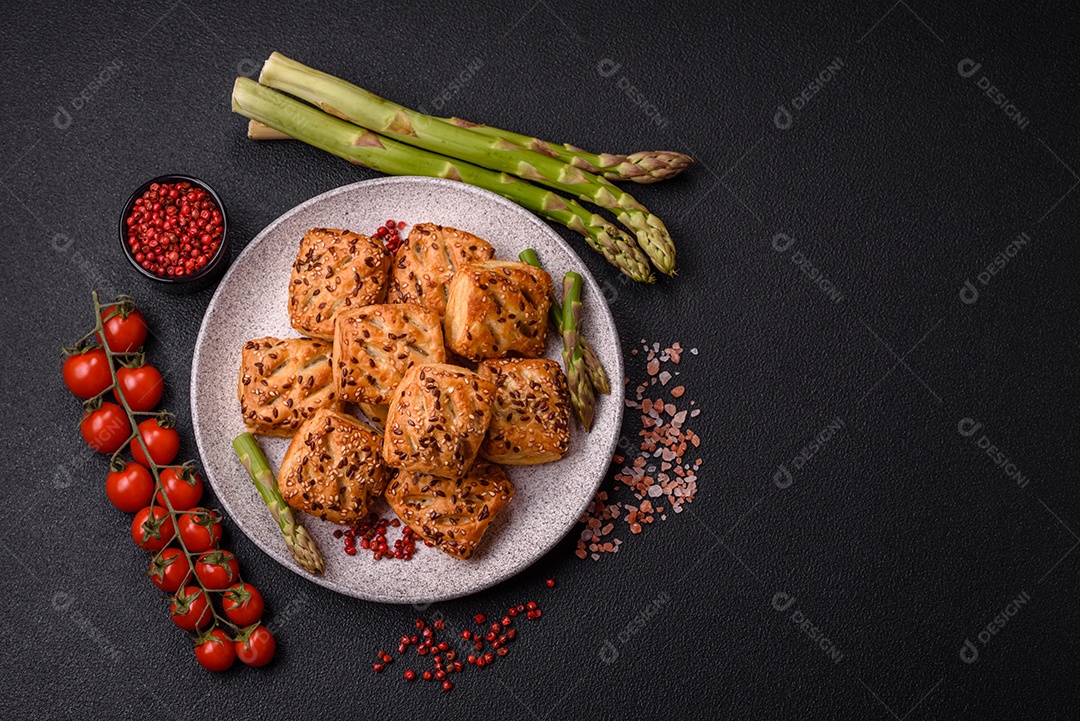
(119, 175), (229, 293)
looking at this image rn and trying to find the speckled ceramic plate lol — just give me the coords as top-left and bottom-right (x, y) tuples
(191, 176), (623, 603)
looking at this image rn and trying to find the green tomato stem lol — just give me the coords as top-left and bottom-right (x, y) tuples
(88, 291), (244, 638)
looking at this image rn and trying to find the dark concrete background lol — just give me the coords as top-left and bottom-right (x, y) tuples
(2, 1), (1078, 718)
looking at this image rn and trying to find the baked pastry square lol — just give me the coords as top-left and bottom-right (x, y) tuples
(382, 363), (495, 478)
(332, 303), (446, 406)
(443, 260), (553, 361)
(238, 337), (340, 437)
(388, 223), (496, 316)
(278, 408), (390, 525)
(384, 460), (514, 559)
(478, 358), (571, 465)
(288, 227), (391, 341)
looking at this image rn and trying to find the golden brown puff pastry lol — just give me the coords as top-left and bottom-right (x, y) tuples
(388, 223), (496, 316)
(332, 303), (446, 406)
(288, 228), (391, 341)
(382, 363), (495, 478)
(443, 260), (553, 361)
(238, 337), (340, 437)
(278, 408), (390, 525)
(477, 358), (571, 465)
(384, 460), (514, 559)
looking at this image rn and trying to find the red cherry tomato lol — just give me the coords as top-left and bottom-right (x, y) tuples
(223, 583), (264, 626)
(62, 348), (112, 399)
(196, 629), (235, 672)
(131, 505), (175, 551)
(177, 508), (222, 552)
(100, 307), (148, 352)
(131, 418), (180, 466)
(115, 364), (163, 411)
(80, 402), (132, 454)
(235, 625), (276, 667)
(195, 551), (240, 591)
(150, 548), (192, 593)
(154, 468), (203, 511)
(170, 586), (212, 632)
(105, 461), (154, 512)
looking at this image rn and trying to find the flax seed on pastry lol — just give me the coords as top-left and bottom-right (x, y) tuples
(388, 223), (495, 316)
(238, 337), (340, 437)
(358, 402), (389, 432)
(288, 228), (391, 341)
(332, 303), (446, 406)
(442, 260), (553, 361)
(478, 358), (570, 465)
(381, 363), (495, 479)
(385, 460), (514, 559)
(277, 408), (390, 525)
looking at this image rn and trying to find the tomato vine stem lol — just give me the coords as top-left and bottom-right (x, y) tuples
(90, 291), (245, 637)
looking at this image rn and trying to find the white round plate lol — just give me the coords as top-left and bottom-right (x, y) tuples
(191, 176), (624, 603)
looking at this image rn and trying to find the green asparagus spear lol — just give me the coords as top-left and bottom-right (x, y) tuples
(441, 117), (694, 184)
(519, 249), (610, 395)
(579, 337), (612, 396)
(253, 115), (693, 184)
(232, 433), (325, 575)
(561, 272), (595, 430)
(231, 77), (654, 283)
(519, 248), (566, 330)
(257, 53), (676, 276)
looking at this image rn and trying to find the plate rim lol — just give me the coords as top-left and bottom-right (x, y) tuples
(190, 175), (624, 603)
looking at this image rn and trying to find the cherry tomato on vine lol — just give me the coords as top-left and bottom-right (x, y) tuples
(105, 461), (154, 512)
(131, 418), (180, 466)
(235, 625), (276, 668)
(149, 547), (191, 593)
(177, 508), (222, 552)
(62, 348), (112, 399)
(195, 628), (235, 672)
(131, 505), (175, 551)
(80, 402), (132, 454)
(195, 550), (240, 591)
(170, 586), (212, 632)
(223, 583), (264, 626)
(154, 468), (203, 511)
(115, 364), (163, 411)
(100, 307), (148, 353)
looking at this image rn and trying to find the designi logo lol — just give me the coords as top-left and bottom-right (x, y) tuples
(774, 57), (845, 130)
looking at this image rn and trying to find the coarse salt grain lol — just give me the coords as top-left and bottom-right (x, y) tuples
(575, 338), (704, 561)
